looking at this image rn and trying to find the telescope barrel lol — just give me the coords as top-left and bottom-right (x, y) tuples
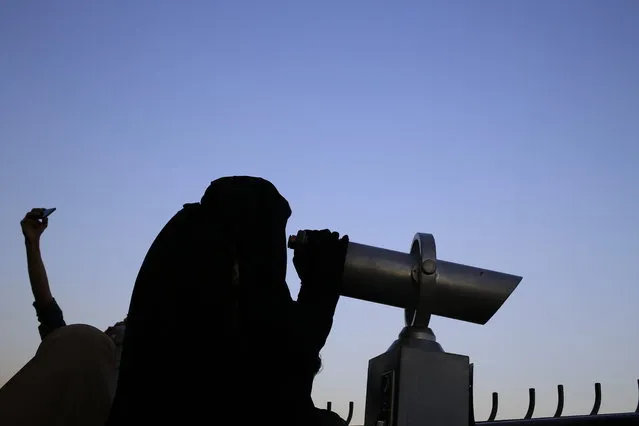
(341, 242), (414, 309)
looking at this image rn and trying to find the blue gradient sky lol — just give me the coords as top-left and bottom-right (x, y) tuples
(1, 1), (638, 423)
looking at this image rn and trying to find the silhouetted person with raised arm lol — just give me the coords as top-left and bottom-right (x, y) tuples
(106, 176), (349, 426)
(21, 208), (66, 338)
(0, 209), (123, 426)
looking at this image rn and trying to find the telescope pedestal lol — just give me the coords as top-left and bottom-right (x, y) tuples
(364, 326), (469, 426)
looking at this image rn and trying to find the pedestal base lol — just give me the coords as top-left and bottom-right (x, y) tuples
(364, 327), (470, 426)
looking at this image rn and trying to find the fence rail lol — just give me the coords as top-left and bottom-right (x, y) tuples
(324, 378), (639, 426)
(476, 379), (639, 423)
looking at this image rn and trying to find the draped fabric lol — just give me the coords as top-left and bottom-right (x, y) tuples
(106, 176), (319, 426)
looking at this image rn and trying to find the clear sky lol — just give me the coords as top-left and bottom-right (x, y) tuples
(1, 1), (638, 423)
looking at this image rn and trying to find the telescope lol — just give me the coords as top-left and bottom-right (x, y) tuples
(288, 230), (523, 426)
(288, 231), (521, 328)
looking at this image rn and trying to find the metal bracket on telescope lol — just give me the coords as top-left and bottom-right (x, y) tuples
(405, 233), (436, 328)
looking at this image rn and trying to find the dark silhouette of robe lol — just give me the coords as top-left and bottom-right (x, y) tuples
(106, 176), (341, 426)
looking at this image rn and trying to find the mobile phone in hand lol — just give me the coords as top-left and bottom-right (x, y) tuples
(42, 208), (56, 218)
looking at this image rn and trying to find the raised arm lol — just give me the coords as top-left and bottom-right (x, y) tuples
(293, 229), (349, 407)
(20, 208), (66, 339)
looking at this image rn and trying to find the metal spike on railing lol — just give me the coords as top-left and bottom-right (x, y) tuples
(590, 382), (602, 415)
(553, 384), (564, 417)
(345, 401), (354, 425)
(325, 401), (354, 425)
(523, 388), (536, 419)
(487, 392), (499, 421)
(635, 379), (639, 413)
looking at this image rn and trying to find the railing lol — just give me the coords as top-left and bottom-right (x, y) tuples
(324, 378), (639, 426)
(473, 379), (639, 426)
